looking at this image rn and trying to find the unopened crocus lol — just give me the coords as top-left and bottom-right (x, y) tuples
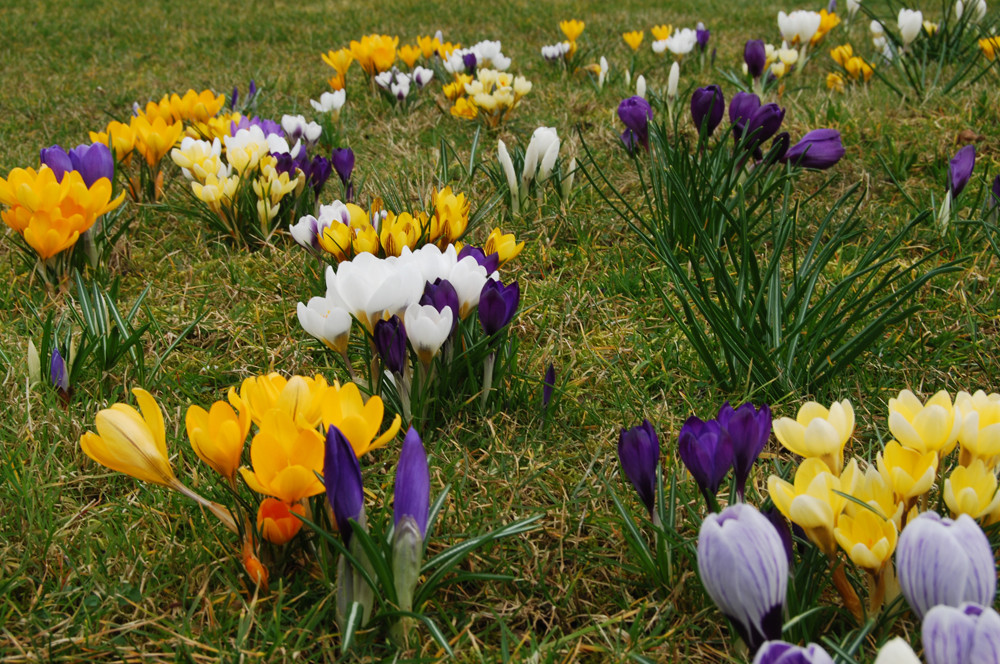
(896, 511), (996, 619)
(753, 641), (834, 664)
(696, 22), (710, 52)
(783, 129), (845, 170)
(69, 143), (115, 187)
(404, 302), (452, 368)
(690, 85), (725, 137)
(743, 104), (786, 150)
(617, 96), (653, 149)
(40, 145), (72, 181)
(698, 503), (788, 655)
(186, 397), (251, 484)
(873, 639), (922, 664)
(325, 424), (364, 544)
(923, 603), (1000, 664)
(679, 416), (733, 508)
(950, 145), (976, 198)
(331, 147), (355, 199)
(374, 315), (408, 375)
(729, 91), (762, 128)
(542, 363), (556, 409)
(457, 246), (500, 274)
(478, 279), (520, 336)
(898, 9), (923, 46)
(618, 420), (660, 518)
(718, 402), (771, 499)
(257, 498), (306, 545)
(666, 65), (678, 100)
(497, 139), (519, 214)
(745, 40), (767, 79)
(394, 427), (430, 536)
(50, 347), (69, 392)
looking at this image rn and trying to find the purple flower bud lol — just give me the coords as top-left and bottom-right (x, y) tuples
(783, 129), (845, 170)
(729, 91), (762, 128)
(40, 145), (72, 181)
(691, 85), (725, 137)
(696, 22), (711, 52)
(420, 278), (460, 333)
(717, 402), (771, 499)
(827, 0), (837, 13)
(617, 96), (654, 149)
(324, 424), (364, 546)
(752, 641), (834, 664)
(744, 103), (785, 147)
(374, 315), (408, 375)
(678, 415), (733, 502)
(248, 79), (257, 100)
(457, 245), (500, 274)
(745, 40), (767, 79)
(331, 147), (355, 186)
(309, 155), (332, 197)
(698, 504), (788, 656)
(394, 427), (430, 537)
(897, 512), (996, 620)
(230, 85), (239, 110)
(68, 143), (115, 187)
(769, 132), (790, 164)
(618, 420), (660, 517)
(542, 363), (555, 409)
(991, 175), (1000, 208)
(478, 279), (520, 336)
(49, 347), (69, 392)
(463, 52), (478, 73)
(923, 603), (1000, 664)
(762, 507), (794, 565)
(949, 145), (976, 198)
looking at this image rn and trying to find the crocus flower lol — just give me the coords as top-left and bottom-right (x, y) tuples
(478, 279), (520, 336)
(743, 104), (786, 150)
(297, 297), (352, 355)
(923, 603), (1000, 664)
(950, 145), (976, 198)
(698, 503), (788, 655)
(898, 9), (923, 46)
(772, 399), (854, 474)
(896, 511), (996, 619)
(618, 420), (660, 517)
(257, 498), (306, 545)
(49, 347), (69, 392)
(617, 96), (653, 149)
(40, 145), (72, 181)
(690, 85), (725, 137)
(745, 40), (767, 79)
(331, 147), (355, 198)
(873, 638), (922, 664)
(783, 129), (845, 170)
(420, 278), (460, 333)
(762, 507), (794, 565)
(69, 143), (115, 187)
(542, 363), (555, 409)
(666, 65), (678, 99)
(457, 245), (500, 274)
(696, 22), (710, 52)
(186, 397), (251, 484)
(888, 389), (961, 456)
(718, 402), (771, 499)
(325, 424), (364, 544)
(753, 641), (834, 664)
(679, 416), (733, 506)
(320, 381), (402, 457)
(729, 91), (762, 128)
(394, 427), (430, 536)
(405, 302), (453, 367)
(374, 315), (408, 375)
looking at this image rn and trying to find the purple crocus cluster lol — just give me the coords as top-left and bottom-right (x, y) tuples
(273, 149), (332, 198)
(40, 142), (115, 186)
(230, 115), (283, 138)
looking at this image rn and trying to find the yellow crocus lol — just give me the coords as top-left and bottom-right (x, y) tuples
(876, 440), (937, 502)
(956, 390), (1000, 468)
(351, 34), (399, 76)
(318, 221), (353, 261)
(239, 408), (326, 503)
(650, 24), (673, 41)
(351, 223), (380, 256)
(321, 47), (354, 75)
(844, 56), (874, 82)
(416, 35), (441, 59)
(768, 457), (846, 556)
(844, 463), (904, 529)
(623, 31), (644, 51)
(560, 19), (585, 43)
(431, 186), (470, 247)
(484, 227), (524, 266)
(834, 509), (897, 571)
(186, 397), (251, 483)
(398, 44), (421, 69)
(887, 389), (961, 456)
(257, 498), (305, 545)
(90, 120), (136, 160)
(451, 97), (478, 120)
(772, 399), (854, 474)
(380, 211), (420, 257)
(810, 9), (840, 46)
(826, 72), (846, 92)
(830, 44), (853, 67)
(320, 381), (401, 457)
(979, 36), (1000, 60)
(168, 89), (226, 124)
(131, 114), (184, 168)
(944, 460), (1000, 520)
(230, 373), (329, 428)
(923, 21), (938, 36)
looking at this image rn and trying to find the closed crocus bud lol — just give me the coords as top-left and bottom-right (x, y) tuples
(666, 65), (678, 99)
(374, 315), (408, 375)
(949, 145), (976, 198)
(324, 424), (364, 545)
(753, 641), (834, 664)
(497, 139), (519, 212)
(542, 363), (556, 409)
(718, 402), (771, 499)
(697, 503), (788, 655)
(420, 278), (460, 333)
(729, 91), (762, 128)
(678, 416), (733, 506)
(783, 129), (845, 169)
(40, 145), (72, 181)
(696, 22), (710, 52)
(745, 39), (767, 79)
(846, 0), (860, 20)
(478, 279), (520, 336)
(394, 427), (430, 537)
(744, 103), (786, 148)
(68, 143), (115, 187)
(257, 498), (306, 545)
(618, 420), (660, 517)
(898, 9), (923, 46)
(50, 347), (69, 392)
(690, 85), (725, 137)
(27, 340), (40, 387)
(330, 147), (355, 186)
(638, 73), (649, 99)
(617, 96), (653, 148)
(896, 511), (996, 619)
(873, 638), (922, 664)
(923, 603), (1000, 664)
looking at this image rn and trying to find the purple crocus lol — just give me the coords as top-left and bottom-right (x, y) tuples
(697, 503), (788, 656)
(393, 427), (430, 537)
(49, 347), (69, 392)
(923, 603), (1000, 664)
(324, 425), (364, 545)
(620, 129), (639, 154)
(769, 132), (791, 163)
(896, 512), (996, 619)
(717, 402), (771, 499)
(230, 85), (239, 110)
(331, 147), (355, 184)
(745, 40), (767, 80)
(231, 115), (283, 137)
(478, 279), (520, 336)
(617, 96), (654, 150)
(729, 91), (762, 128)
(542, 363), (556, 409)
(40, 145), (72, 181)
(309, 155), (332, 197)
(783, 129), (845, 170)
(457, 245), (500, 274)
(949, 145), (976, 198)
(69, 143), (115, 187)
(991, 174), (1000, 208)
(690, 85), (725, 137)
(420, 278), (460, 333)
(374, 315), (408, 375)
(463, 51), (478, 73)
(752, 642), (834, 664)
(744, 104), (785, 147)
(618, 420), (660, 518)
(696, 22), (711, 52)
(678, 415), (733, 508)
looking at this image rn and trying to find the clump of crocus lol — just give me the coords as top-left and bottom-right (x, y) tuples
(448, 68), (532, 127)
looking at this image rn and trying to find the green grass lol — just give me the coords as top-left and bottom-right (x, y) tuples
(2, 0), (999, 661)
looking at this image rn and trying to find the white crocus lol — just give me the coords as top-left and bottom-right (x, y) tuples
(666, 64), (678, 99)
(398, 243), (458, 285)
(651, 39), (669, 54)
(403, 303), (453, 367)
(325, 254), (423, 332)
(297, 297), (353, 355)
(290, 215), (320, 249)
(598, 56), (609, 88)
(412, 66), (434, 87)
(497, 139), (519, 215)
(448, 257), (491, 319)
(521, 127), (560, 193)
(778, 10), (822, 45)
(537, 138), (560, 185)
(847, 0), (861, 20)
(871, 638), (921, 664)
(898, 9), (923, 46)
(281, 114), (322, 145)
(310, 90), (346, 114)
(390, 72), (412, 100)
(637, 73), (648, 99)
(665, 27), (698, 57)
(541, 42), (571, 61)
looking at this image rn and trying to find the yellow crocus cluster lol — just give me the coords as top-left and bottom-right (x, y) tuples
(449, 69), (532, 128)
(322, 47), (354, 91)
(253, 159), (303, 227)
(349, 34), (399, 76)
(140, 89), (226, 125)
(0, 166), (124, 260)
(90, 111), (184, 170)
(829, 44), (874, 88)
(398, 44), (421, 69)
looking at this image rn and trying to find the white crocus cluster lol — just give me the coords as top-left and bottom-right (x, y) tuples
(662, 27), (698, 57)
(521, 127), (561, 195)
(443, 40), (512, 73)
(541, 42), (571, 61)
(898, 8), (924, 46)
(281, 114), (322, 146)
(956, 0), (988, 22)
(777, 10), (822, 45)
(375, 69), (413, 100)
(310, 90), (346, 116)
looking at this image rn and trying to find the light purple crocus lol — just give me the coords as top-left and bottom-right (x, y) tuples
(753, 641), (834, 664)
(678, 416), (733, 507)
(783, 129), (845, 170)
(478, 279), (519, 336)
(618, 420), (660, 518)
(923, 603), (1000, 664)
(394, 427), (430, 537)
(324, 425), (364, 545)
(690, 85), (725, 137)
(717, 402), (771, 499)
(896, 512), (996, 620)
(745, 40), (767, 79)
(697, 503), (788, 656)
(950, 145), (976, 197)
(69, 143), (115, 187)
(40, 146), (73, 181)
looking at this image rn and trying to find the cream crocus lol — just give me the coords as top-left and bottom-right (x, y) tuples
(944, 460), (1000, 520)
(876, 440), (937, 503)
(768, 457), (847, 555)
(772, 399), (854, 473)
(834, 508), (898, 572)
(844, 463), (904, 529)
(887, 389), (961, 456)
(956, 390), (1000, 468)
